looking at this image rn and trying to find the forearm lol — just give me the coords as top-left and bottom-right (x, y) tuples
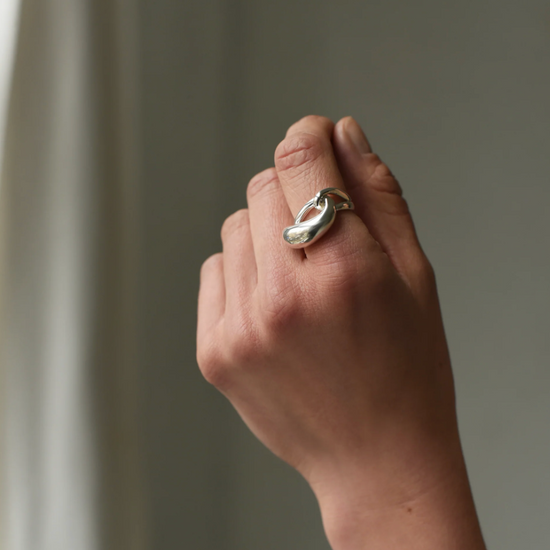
(312, 442), (486, 550)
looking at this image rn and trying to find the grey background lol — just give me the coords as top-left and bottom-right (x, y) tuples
(136, 0), (550, 548)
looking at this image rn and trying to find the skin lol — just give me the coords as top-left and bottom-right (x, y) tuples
(196, 115), (487, 550)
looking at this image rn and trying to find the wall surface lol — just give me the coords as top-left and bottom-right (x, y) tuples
(136, 0), (550, 548)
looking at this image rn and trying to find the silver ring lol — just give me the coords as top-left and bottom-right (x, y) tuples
(282, 188), (354, 248)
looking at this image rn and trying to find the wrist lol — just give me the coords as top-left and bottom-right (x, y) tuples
(307, 434), (486, 550)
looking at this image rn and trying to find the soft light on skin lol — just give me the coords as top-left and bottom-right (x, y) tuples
(197, 115), (487, 550)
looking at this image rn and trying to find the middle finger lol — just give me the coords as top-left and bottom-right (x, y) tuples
(274, 115), (346, 217)
(274, 115), (371, 260)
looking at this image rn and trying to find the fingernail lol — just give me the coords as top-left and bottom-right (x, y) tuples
(344, 117), (372, 155)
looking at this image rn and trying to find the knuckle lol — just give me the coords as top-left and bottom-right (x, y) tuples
(225, 315), (262, 367)
(226, 336), (259, 369)
(221, 208), (249, 240)
(416, 255), (437, 288)
(312, 236), (385, 302)
(377, 195), (412, 218)
(366, 167), (410, 218)
(366, 153), (403, 196)
(408, 253), (438, 299)
(274, 132), (324, 175)
(200, 252), (223, 276)
(316, 254), (368, 298)
(246, 167), (279, 200)
(286, 114), (334, 134)
(197, 340), (228, 388)
(330, 254), (391, 305)
(202, 363), (229, 389)
(198, 313), (262, 389)
(260, 271), (305, 335)
(262, 299), (303, 341)
(309, 218), (374, 281)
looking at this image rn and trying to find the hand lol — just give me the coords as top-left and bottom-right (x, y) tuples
(197, 115), (486, 549)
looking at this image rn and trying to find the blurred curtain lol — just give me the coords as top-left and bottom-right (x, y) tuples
(0, 0), (20, 172)
(0, 1), (146, 549)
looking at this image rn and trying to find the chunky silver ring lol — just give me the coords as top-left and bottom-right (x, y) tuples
(282, 188), (354, 248)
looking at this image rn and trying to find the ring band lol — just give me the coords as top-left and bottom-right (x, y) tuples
(282, 188), (354, 248)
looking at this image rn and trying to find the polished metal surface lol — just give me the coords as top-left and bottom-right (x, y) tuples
(312, 187), (354, 211)
(282, 188), (354, 248)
